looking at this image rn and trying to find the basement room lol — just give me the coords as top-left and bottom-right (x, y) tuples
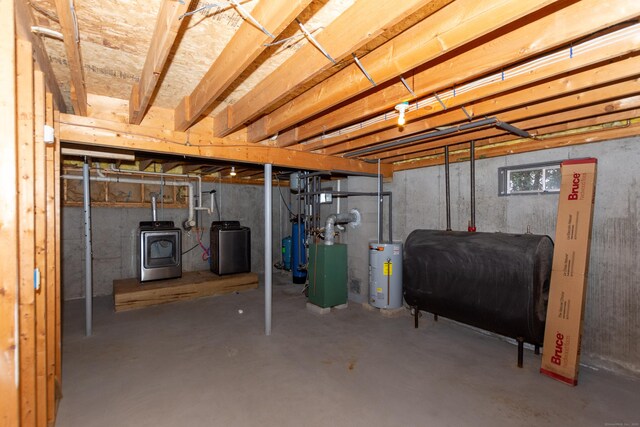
(2, 0), (639, 425)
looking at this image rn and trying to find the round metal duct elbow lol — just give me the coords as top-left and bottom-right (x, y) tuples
(324, 208), (360, 245)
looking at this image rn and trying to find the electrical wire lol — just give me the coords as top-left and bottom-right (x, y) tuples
(274, 173), (294, 216)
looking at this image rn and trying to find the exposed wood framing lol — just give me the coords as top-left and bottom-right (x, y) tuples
(0, 0), (19, 423)
(33, 70), (48, 427)
(57, 114), (393, 177)
(17, 38), (37, 426)
(161, 161), (181, 173)
(54, 0), (87, 115)
(393, 119), (640, 171)
(174, 0), (313, 131)
(324, 57), (640, 156)
(285, 0), (640, 148)
(245, 0), (558, 143)
(376, 97), (640, 163)
(44, 93), (58, 424)
(15, 0), (67, 113)
(213, 0), (443, 137)
(53, 109), (62, 390)
(129, 0), (191, 125)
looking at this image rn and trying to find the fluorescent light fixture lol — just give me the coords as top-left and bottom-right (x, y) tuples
(230, 166), (237, 176)
(395, 102), (409, 126)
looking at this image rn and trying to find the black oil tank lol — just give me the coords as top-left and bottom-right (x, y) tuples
(403, 230), (553, 345)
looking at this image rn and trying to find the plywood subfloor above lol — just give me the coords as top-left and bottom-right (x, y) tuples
(113, 270), (259, 312)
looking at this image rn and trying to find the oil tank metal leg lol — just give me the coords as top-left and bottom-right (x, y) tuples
(517, 336), (524, 368)
(534, 345), (540, 355)
(414, 306), (419, 328)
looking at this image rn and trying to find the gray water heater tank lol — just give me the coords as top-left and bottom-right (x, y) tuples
(369, 242), (403, 309)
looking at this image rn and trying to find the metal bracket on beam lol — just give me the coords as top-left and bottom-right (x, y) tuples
(400, 76), (416, 98)
(353, 54), (376, 87)
(461, 106), (473, 121)
(297, 19), (336, 64)
(434, 92), (447, 110)
(229, 0), (275, 38)
(180, 1), (275, 39)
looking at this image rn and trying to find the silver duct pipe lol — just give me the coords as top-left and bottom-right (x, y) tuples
(82, 158), (93, 336)
(324, 209), (361, 245)
(151, 194), (158, 222)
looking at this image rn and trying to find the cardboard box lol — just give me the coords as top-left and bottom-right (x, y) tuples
(540, 158), (597, 386)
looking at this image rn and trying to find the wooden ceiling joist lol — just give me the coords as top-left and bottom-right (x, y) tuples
(54, 0), (87, 115)
(129, 0), (191, 125)
(213, 0), (442, 138)
(393, 119), (640, 171)
(323, 56), (640, 157)
(377, 96), (640, 163)
(15, 0), (66, 112)
(283, 0), (640, 149)
(57, 114), (393, 177)
(245, 0), (559, 143)
(174, 0), (313, 132)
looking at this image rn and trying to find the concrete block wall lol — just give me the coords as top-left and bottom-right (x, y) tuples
(62, 180), (290, 300)
(345, 136), (638, 376)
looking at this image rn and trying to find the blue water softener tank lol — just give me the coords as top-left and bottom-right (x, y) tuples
(291, 220), (307, 284)
(282, 236), (292, 271)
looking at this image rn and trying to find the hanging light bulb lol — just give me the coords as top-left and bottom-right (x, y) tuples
(230, 166), (236, 177)
(395, 102), (409, 126)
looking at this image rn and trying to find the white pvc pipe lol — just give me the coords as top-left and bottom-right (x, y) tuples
(264, 164), (272, 336)
(82, 159), (93, 336)
(62, 174), (195, 227)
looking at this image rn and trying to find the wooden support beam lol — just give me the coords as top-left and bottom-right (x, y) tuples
(379, 97), (640, 162)
(174, 0), (313, 131)
(33, 70), (47, 427)
(54, 0), (87, 115)
(182, 164), (205, 174)
(0, 0), (20, 424)
(138, 159), (154, 172)
(324, 56), (640, 156)
(57, 114), (393, 177)
(393, 119), (640, 171)
(161, 161), (181, 173)
(287, 0), (640, 148)
(15, 0), (67, 113)
(53, 108), (62, 392)
(17, 38), (37, 426)
(245, 0), (558, 143)
(129, 0), (191, 125)
(44, 93), (57, 424)
(213, 0), (446, 137)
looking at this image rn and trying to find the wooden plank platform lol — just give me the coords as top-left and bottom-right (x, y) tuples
(113, 271), (259, 312)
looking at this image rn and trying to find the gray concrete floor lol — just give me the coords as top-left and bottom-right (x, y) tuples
(57, 273), (639, 427)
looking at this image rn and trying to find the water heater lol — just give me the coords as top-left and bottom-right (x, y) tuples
(369, 242), (403, 309)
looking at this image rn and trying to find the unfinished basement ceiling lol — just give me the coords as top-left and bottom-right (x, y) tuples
(27, 0), (640, 174)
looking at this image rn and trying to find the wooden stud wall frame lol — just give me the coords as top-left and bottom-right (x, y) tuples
(62, 168), (189, 208)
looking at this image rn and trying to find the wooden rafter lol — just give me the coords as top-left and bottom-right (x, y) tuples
(57, 114), (393, 177)
(245, 0), (558, 143)
(54, 0), (87, 115)
(174, 0), (313, 131)
(129, 0), (191, 125)
(282, 0), (640, 148)
(161, 161), (181, 173)
(323, 57), (640, 156)
(213, 0), (444, 137)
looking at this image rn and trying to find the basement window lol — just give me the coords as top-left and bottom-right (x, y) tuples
(498, 161), (561, 196)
